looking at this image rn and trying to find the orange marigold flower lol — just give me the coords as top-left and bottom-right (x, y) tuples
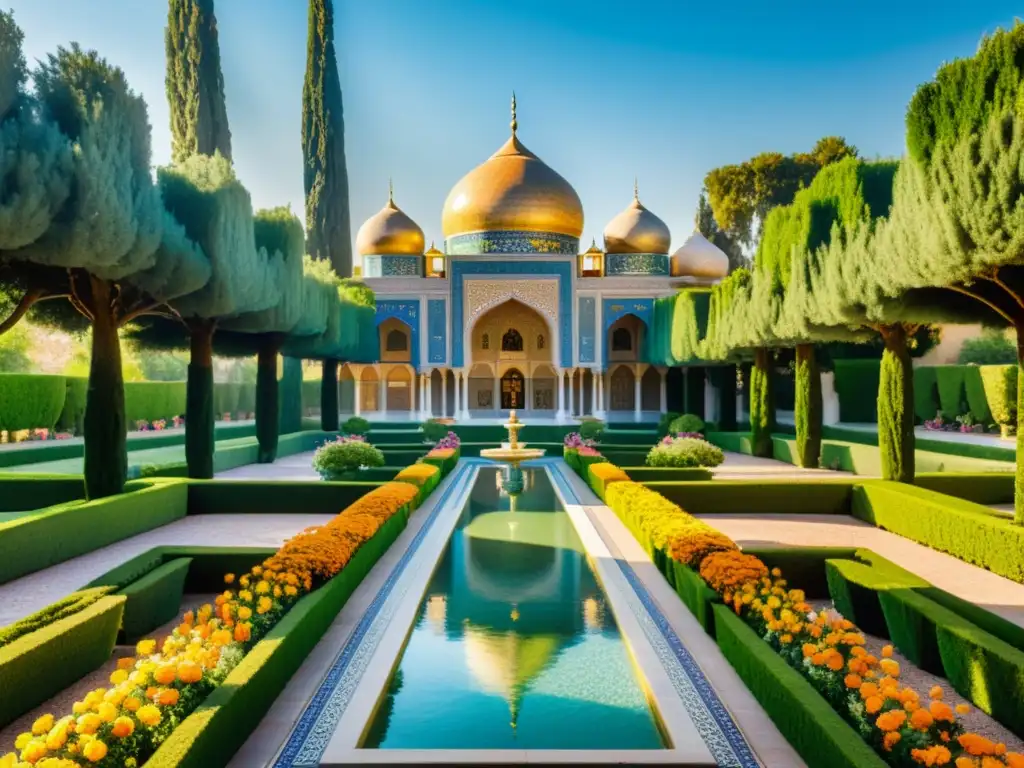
(930, 701), (955, 723)
(876, 710), (907, 732)
(956, 704), (971, 715)
(802, 643), (817, 659)
(883, 732), (901, 751)
(930, 685), (944, 700)
(844, 674), (863, 689)
(880, 659), (900, 677)
(153, 664), (177, 685)
(1005, 753), (1024, 768)
(224, 573), (235, 584)
(910, 708), (934, 730)
(881, 645), (894, 658)
(910, 746), (952, 766)
(865, 696), (884, 714)
(110, 716), (134, 738)
(826, 654), (845, 672)
(959, 734), (999, 757)
(155, 688), (179, 706)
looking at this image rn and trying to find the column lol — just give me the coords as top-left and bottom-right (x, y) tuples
(463, 370), (470, 418)
(379, 376), (387, 417)
(526, 373), (533, 413)
(426, 373), (433, 418)
(441, 370), (448, 419)
(454, 372), (461, 420)
(600, 372), (607, 415)
(493, 375), (501, 413)
(659, 367), (667, 413)
(568, 369), (575, 417)
(556, 368), (565, 419)
(354, 372), (362, 416)
(704, 375), (718, 424)
(634, 366), (642, 421)
(409, 373), (416, 418)
(591, 370), (598, 418)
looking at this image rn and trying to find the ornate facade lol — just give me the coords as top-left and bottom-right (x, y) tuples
(345, 98), (730, 420)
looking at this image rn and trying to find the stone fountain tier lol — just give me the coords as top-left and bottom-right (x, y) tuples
(479, 410), (545, 463)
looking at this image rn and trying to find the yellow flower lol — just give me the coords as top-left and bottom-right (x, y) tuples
(137, 705), (161, 727)
(76, 713), (102, 735)
(111, 716), (134, 738)
(255, 580), (270, 594)
(237, 606), (252, 620)
(239, 590), (253, 603)
(109, 669), (128, 685)
(20, 740), (47, 763)
(136, 639), (157, 656)
(257, 596), (273, 614)
(82, 739), (108, 763)
(224, 573), (236, 584)
(96, 702), (117, 723)
(881, 645), (894, 658)
(31, 714), (54, 736)
(956, 703), (972, 714)
(14, 733), (32, 750)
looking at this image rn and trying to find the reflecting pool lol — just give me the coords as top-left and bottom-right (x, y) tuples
(362, 466), (666, 750)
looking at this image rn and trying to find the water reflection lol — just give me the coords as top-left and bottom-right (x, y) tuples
(362, 467), (664, 750)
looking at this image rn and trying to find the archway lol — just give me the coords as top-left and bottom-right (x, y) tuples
(641, 366), (661, 411)
(469, 299), (553, 368)
(360, 367), (379, 412)
(339, 364), (356, 413)
(500, 368), (525, 409)
(386, 366), (412, 411)
(609, 365), (635, 412)
(379, 317), (412, 363)
(531, 363), (557, 411)
(607, 314), (645, 363)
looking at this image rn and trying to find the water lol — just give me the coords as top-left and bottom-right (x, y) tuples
(362, 466), (666, 750)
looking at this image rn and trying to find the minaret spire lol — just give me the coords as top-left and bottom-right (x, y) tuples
(633, 176), (639, 202)
(388, 176), (395, 207)
(510, 91), (518, 136)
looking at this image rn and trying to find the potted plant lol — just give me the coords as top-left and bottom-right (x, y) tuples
(312, 435), (385, 480)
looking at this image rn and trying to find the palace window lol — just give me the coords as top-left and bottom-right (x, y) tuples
(482, 333), (489, 350)
(502, 328), (523, 352)
(386, 329), (408, 352)
(612, 327), (632, 352)
(537, 334), (545, 350)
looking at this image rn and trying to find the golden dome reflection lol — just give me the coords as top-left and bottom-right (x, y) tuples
(442, 94), (584, 240)
(602, 181), (671, 255)
(355, 181), (425, 256)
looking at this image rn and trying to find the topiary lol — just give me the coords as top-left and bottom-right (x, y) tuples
(312, 437), (384, 480)
(579, 420), (604, 442)
(668, 413), (705, 435)
(341, 416), (371, 436)
(421, 419), (448, 442)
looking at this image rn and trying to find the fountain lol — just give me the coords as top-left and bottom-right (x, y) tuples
(480, 411), (545, 508)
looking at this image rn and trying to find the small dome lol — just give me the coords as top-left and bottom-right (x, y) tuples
(355, 186), (425, 256)
(425, 240), (444, 256)
(582, 237), (602, 255)
(603, 184), (670, 254)
(442, 95), (583, 243)
(671, 230), (729, 278)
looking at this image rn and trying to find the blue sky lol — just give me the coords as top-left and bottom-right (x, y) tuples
(7, 0), (1021, 259)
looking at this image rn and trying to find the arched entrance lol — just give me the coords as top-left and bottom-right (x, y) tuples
(386, 366), (412, 411)
(609, 365), (635, 411)
(500, 368), (525, 409)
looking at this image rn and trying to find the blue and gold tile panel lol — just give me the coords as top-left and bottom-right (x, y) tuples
(376, 300), (420, 369)
(603, 297), (654, 365)
(578, 296), (596, 364)
(427, 299), (446, 365)
(446, 230), (579, 255)
(362, 255), (422, 278)
(605, 252), (670, 276)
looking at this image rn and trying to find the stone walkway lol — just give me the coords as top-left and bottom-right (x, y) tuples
(701, 513), (1024, 629)
(215, 451), (320, 481)
(714, 451), (854, 480)
(0, 513), (332, 627)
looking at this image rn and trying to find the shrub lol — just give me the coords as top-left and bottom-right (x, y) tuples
(124, 381), (187, 424)
(980, 365), (1017, 434)
(699, 550), (769, 595)
(959, 330), (1016, 365)
(646, 436), (724, 468)
(0, 373), (67, 432)
(56, 376), (88, 434)
(394, 463), (440, 489)
(658, 411), (682, 437)
(669, 413), (705, 435)
(421, 419), (448, 442)
(0, 587), (112, 649)
(668, 531), (738, 569)
(312, 438), (385, 480)
(935, 366), (968, 420)
(341, 416), (371, 436)
(587, 462), (630, 499)
(579, 420), (604, 442)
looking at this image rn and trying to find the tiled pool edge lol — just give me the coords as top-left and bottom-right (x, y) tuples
(546, 461), (761, 768)
(272, 461), (481, 768)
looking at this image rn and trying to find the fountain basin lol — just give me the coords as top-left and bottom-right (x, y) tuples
(479, 447), (546, 462)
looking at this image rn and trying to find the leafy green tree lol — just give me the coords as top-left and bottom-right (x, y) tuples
(303, 0), (351, 278)
(166, 0), (231, 163)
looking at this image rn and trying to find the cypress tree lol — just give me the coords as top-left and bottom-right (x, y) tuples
(321, 358), (339, 431)
(166, 0), (232, 163)
(794, 343), (822, 468)
(750, 348), (774, 458)
(303, 0), (351, 277)
(878, 324), (914, 482)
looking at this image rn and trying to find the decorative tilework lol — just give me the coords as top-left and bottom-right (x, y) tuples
(446, 230), (579, 255)
(274, 464), (481, 768)
(450, 260), (573, 368)
(427, 299), (446, 365)
(578, 296), (596, 364)
(465, 279), (559, 329)
(605, 252), (670, 276)
(376, 300), (419, 369)
(546, 461), (760, 768)
(602, 297), (654, 368)
(362, 255), (422, 277)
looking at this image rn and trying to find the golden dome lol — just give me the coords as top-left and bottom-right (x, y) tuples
(671, 230), (729, 278)
(425, 240), (443, 256)
(442, 95), (583, 242)
(603, 182), (671, 254)
(355, 184), (425, 256)
(582, 238), (602, 255)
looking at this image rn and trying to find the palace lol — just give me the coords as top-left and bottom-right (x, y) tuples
(345, 97), (729, 421)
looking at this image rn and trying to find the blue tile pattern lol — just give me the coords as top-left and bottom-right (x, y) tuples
(274, 463), (481, 768)
(546, 461), (760, 768)
(450, 260), (573, 368)
(446, 230), (579, 255)
(605, 253), (670, 276)
(362, 255), (422, 277)
(602, 297), (654, 366)
(578, 296), (596, 364)
(376, 300), (420, 369)
(427, 299), (446, 365)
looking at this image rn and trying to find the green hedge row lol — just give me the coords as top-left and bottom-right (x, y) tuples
(646, 479), (855, 515)
(852, 481), (1024, 583)
(618, 466), (714, 482)
(820, 424), (1017, 463)
(186, 479), (383, 515)
(0, 373), (67, 432)
(117, 557), (192, 643)
(914, 364), (1017, 428)
(914, 472), (1014, 505)
(0, 586), (112, 649)
(0, 474), (87, 512)
(0, 595), (126, 728)
(86, 546), (277, 595)
(833, 360), (881, 422)
(145, 494), (414, 767)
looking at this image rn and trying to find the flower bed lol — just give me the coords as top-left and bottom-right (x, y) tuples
(0, 481), (421, 768)
(311, 436), (385, 481)
(423, 446), (459, 477)
(646, 436), (724, 468)
(393, 464), (442, 504)
(585, 462), (630, 500)
(597, 464), (1024, 768)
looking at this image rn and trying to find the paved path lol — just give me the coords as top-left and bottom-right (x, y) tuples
(702, 513), (1024, 630)
(0, 513), (333, 627)
(215, 451), (320, 481)
(714, 451), (854, 480)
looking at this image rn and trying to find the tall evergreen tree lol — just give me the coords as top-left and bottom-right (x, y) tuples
(302, 0), (352, 278)
(165, 0), (232, 164)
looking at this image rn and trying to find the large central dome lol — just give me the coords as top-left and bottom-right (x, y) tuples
(442, 97), (583, 254)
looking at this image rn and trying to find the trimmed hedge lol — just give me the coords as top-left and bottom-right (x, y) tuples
(586, 462), (630, 500)
(117, 557), (192, 643)
(833, 359), (881, 423)
(744, 547), (858, 599)
(645, 480), (854, 515)
(123, 381), (188, 425)
(144, 507), (409, 768)
(0, 474), (86, 512)
(86, 547), (279, 596)
(913, 366), (939, 423)
(0, 587), (112, 648)
(825, 552), (929, 637)
(914, 364), (1018, 430)
(0, 595), (126, 728)
(713, 604), (889, 768)
(186, 480), (383, 515)
(619, 467), (713, 482)
(935, 366), (967, 420)
(56, 376), (88, 434)
(852, 481), (1024, 583)
(0, 373), (67, 432)
(914, 472), (1014, 505)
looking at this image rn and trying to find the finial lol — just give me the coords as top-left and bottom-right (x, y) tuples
(510, 91), (518, 136)
(591, 237), (597, 248)
(388, 177), (394, 206)
(633, 176), (639, 202)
